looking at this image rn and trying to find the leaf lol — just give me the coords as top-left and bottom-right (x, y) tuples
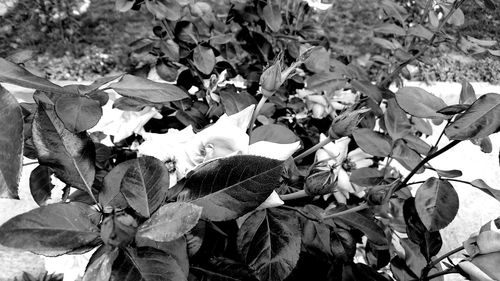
(99, 160), (133, 209)
(136, 202), (202, 242)
(83, 248), (118, 281)
(399, 238), (443, 280)
(32, 101), (96, 199)
(262, 4), (282, 32)
(353, 128), (392, 157)
(336, 211), (388, 248)
(111, 247), (187, 281)
(351, 80), (383, 103)
(373, 23), (406, 36)
(433, 169), (462, 178)
(304, 47), (330, 74)
(0, 58), (66, 94)
(407, 24), (434, 40)
(372, 37), (398, 50)
(436, 104), (470, 115)
(179, 155), (283, 221)
(29, 165), (54, 206)
(305, 72), (347, 94)
(190, 257), (258, 281)
(55, 94), (103, 133)
(0, 202), (101, 256)
(349, 168), (384, 188)
(481, 0), (496, 10)
(445, 93), (500, 140)
(0, 86), (23, 199)
(193, 45), (216, 75)
(120, 156), (170, 218)
(470, 179), (500, 202)
(448, 8), (465, 26)
(145, 0), (182, 21)
(392, 139), (424, 173)
(250, 124), (300, 144)
(115, 0), (135, 12)
(460, 80), (476, 105)
(402, 134), (431, 155)
(415, 178), (459, 231)
(135, 237), (189, 277)
(471, 136), (493, 153)
(237, 208), (301, 281)
(395, 87), (448, 119)
(300, 218), (334, 260)
(385, 98), (412, 140)
(219, 87), (257, 115)
(109, 74), (188, 103)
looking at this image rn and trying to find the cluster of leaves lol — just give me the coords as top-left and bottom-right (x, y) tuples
(1, 0), (500, 280)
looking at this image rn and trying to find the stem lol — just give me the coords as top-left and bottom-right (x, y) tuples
(420, 246), (464, 280)
(294, 136), (332, 162)
(280, 190), (308, 201)
(247, 96), (268, 137)
(396, 140), (461, 192)
(23, 161), (38, 166)
(413, 267), (459, 281)
(322, 203), (369, 219)
(406, 180), (425, 186)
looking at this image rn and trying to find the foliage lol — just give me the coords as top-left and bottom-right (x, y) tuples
(1, 0), (500, 280)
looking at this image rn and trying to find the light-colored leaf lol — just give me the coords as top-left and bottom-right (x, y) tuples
(262, 4), (282, 32)
(109, 74), (188, 103)
(192, 45), (216, 75)
(353, 128), (392, 157)
(385, 98), (412, 140)
(395, 87), (448, 119)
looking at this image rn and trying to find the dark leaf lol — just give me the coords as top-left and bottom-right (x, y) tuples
(436, 104), (470, 115)
(262, 4), (282, 32)
(305, 72), (347, 95)
(179, 155), (283, 221)
(415, 178), (459, 231)
(0, 202), (101, 256)
(112, 97), (151, 111)
(83, 248), (118, 281)
(470, 179), (500, 202)
(349, 168), (384, 188)
(385, 98), (412, 140)
(190, 257), (258, 281)
(6, 49), (35, 64)
(99, 160), (134, 209)
(392, 139), (424, 173)
(78, 75), (123, 95)
(120, 156), (170, 218)
(300, 217), (333, 260)
(219, 87), (257, 115)
(0, 58), (66, 94)
(0, 85), (23, 198)
(55, 94), (102, 133)
(237, 208), (301, 281)
(402, 134), (431, 155)
(111, 247), (187, 281)
(87, 90), (109, 107)
(29, 165), (54, 206)
(336, 211), (388, 248)
(136, 237), (190, 277)
(399, 238), (444, 280)
(351, 80), (383, 103)
(353, 128), (392, 157)
(341, 262), (392, 281)
(445, 93), (500, 140)
(250, 124), (300, 144)
(109, 74), (188, 103)
(395, 87), (448, 119)
(32, 101), (96, 199)
(193, 45), (216, 75)
(136, 202), (202, 242)
(471, 137), (493, 153)
(482, 0), (496, 10)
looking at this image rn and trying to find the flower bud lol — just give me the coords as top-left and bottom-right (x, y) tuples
(305, 168), (336, 196)
(100, 213), (138, 247)
(260, 62), (282, 97)
(328, 108), (370, 139)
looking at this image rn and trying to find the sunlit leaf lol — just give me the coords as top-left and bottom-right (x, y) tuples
(193, 45), (216, 75)
(353, 128), (392, 157)
(109, 74), (188, 103)
(262, 4), (282, 32)
(460, 80), (476, 104)
(395, 87), (448, 119)
(29, 165), (54, 206)
(385, 98), (411, 140)
(470, 179), (500, 202)
(304, 47), (330, 74)
(250, 124), (300, 144)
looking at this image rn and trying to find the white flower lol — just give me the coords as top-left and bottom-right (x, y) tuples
(303, 0), (333, 10)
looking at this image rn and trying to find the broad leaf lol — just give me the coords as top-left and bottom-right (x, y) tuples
(111, 247), (187, 281)
(300, 218), (334, 260)
(407, 24), (434, 40)
(0, 85), (23, 198)
(436, 104), (470, 115)
(120, 156), (170, 218)
(115, 0), (135, 12)
(55, 94), (103, 133)
(470, 179), (500, 202)
(395, 87), (448, 119)
(399, 238), (443, 280)
(351, 80), (383, 103)
(411, 117), (433, 136)
(219, 86), (257, 115)
(433, 169), (462, 178)
(262, 4), (282, 32)
(305, 72), (347, 94)
(0, 202), (101, 256)
(392, 139), (424, 173)
(29, 165), (54, 206)
(373, 23), (406, 36)
(0, 58), (66, 94)
(460, 80), (476, 104)
(349, 168), (384, 188)
(336, 211), (388, 248)
(190, 257), (258, 281)
(304, 47), (330, 74)
(179, 155), (283, 221)
(353, 128), (392, 157)
(193, 45), (216, 75)
(136, 237), (189, 277)
(402, 134), (431, 155)
(136, 202), (202, 242)
(99, 160), (133, 209)
(83, 248), (118, 281)
(445, 93), (500, 140)
(415, 178), (459, 231)
(385, 98), (411, 140)
(250, 124), (300, 144)
(109, 74), (188, 103)
(32, 102), (96, 199)
(237, 208), (301, 281)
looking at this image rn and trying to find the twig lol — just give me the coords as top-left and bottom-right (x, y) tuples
(247, 96), (268, 137)
(294, 136), (332, 162)
(280, 190), (308, 201)
(22, 161), (38, 166)
(322, 203), (368, 219)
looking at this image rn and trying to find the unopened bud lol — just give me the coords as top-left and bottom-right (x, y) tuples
(100, 213), (138, 247)
(329, 108), (370, 139)
(260, 62), (282, 97)
(304, 167), (336, 196)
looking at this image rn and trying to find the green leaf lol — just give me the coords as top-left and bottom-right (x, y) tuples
(305, 72), (347, 95)
(0, 58), (66, 94)
(0, 86), (23, 199)
(111, 247), (187, 281)
(407, 24), (434, 40)
(250, 124), (300, 144)
(115, 0), (135, 12)
(29, 165), (54, 206)
(448, 7), (465, 26)
(411, 117), (433, 136)
(237, 208), (301, 281)
(83, 248), (118, 281)
(402, 134), (431, 155)
(179, 155), (283, 221)
(193, 45), (216, 75)
(120, 156), (170, 218)
(190, 257), (258, 281)
(32, 101), (96, 199)
(433, 169), (462, 178)
(300, 217), (334, 260)
(55, 94), (103, 133)
(459, 80), (476, 104)
(145, 0), (182, 21)
(99, 160), (133, 209)
(304, 47), (330, 74)
(385, 98), (412, 140)
(0, 202), (101, 256)
(349, 168), (384, 188)
(336, 211), (388, 248)
(262, 4), (282, 33)
(392, 139), (424, 173)
(399, 238), (443, 280)
(109, 74), (188, 103)
(470, 179), (500, 202)
(136, 202), (202, 243)
(136, 237), (189, 277)
(415, 178), (459, 231)
(373, 23), (406, 36)
(445, 93), (500, 140)
(436, 104), (470, 115)
(351, 80), (383, 103)
(353, 128), (392, 157)
(219, 87), (257, 115)
(395, 87), (448, 119)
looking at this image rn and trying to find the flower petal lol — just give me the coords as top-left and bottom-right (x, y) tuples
(459, 261), (494, 281)
(336, 168), (354, 196)
(221, 104), (255, 131)
(101, 106), (162, 143)
(317, 134), (350, 166)
(256, 191), (284, 210)
(249, 141), (301, 160)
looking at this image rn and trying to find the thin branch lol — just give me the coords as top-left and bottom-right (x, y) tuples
(322, 203), (369, 219)
(294, 136), (332, 162)
(247, 96), (268, 137)
(23, 161), (38, 166)
(280, 190), (308, 201)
